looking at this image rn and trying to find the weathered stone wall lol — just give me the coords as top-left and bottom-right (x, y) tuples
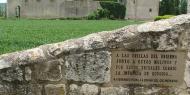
(0, 14), (190, 95)
(188, 0), (190, 13)
(125, 0), (160, 20)
(7, 0), (100, 19)
(7, 0), (22, 18)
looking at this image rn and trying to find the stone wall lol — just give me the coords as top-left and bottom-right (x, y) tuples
(188, 0), (190, 13)
(125, 0), (160, 20)
(7, 0), (22, 18)
(7, 0), (100, 19)
(0, 14), (190, 95)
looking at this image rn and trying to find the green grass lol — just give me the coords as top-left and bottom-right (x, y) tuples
(0, 19), (143, 54)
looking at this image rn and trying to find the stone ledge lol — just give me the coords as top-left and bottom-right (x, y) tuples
(0, 14), (190, 70)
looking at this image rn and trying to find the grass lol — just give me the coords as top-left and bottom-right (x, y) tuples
(0, 19), (143, 54)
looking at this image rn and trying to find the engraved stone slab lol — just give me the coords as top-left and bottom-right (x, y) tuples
(111, 50), (186, 86)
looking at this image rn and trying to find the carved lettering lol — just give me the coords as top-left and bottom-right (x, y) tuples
(111, 50), (186, 87)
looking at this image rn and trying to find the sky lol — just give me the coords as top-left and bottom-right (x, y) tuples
(0, 0), (6, 3)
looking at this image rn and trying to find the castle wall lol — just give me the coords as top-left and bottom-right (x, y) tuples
(126, 0), (159, 20)
(7, 0), (22, 18)
(188, 0), (190, 13)
(7, 0), (100, 19)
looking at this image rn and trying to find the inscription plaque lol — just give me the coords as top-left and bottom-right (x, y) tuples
(111, 50), (186, 86)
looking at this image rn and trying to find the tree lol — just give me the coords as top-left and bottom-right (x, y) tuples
(179, 0), (187, 14)
(159, 0), (187, 16)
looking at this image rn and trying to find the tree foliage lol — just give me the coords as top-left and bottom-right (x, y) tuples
(159, 0), (187, 16)
(0, 3), (6, 17)
(180, 0), (188, 14)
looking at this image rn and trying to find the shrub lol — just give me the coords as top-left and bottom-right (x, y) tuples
(154, 15), (175, 21)
(100, 1), (126, 19)
(179, 0), (187, 14)
(87, 9), (111, 20)
(87, 1), (126, 20)
(159, 0), (187, 16)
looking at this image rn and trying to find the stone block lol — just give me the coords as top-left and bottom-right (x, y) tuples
(184, 61), (190, 87)
(80, 84), (99, 95)
(33, 60), (62, 81)
(69, 84), (79, 95)
(0, 83), (38, 95)
(133, 87), (182, 95)
(65, 51), (111, 83)
(156, 33), (178, 50)
(28, 83), (43, 95)
(0, 66), (23, 82)
(100, 87), (129, 95)
(69, 84), (99, 95)
(25, 66), (32, 81)
(45, 84), (65, 95)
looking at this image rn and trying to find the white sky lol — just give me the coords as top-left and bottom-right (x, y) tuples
(0, 0), (7, 3)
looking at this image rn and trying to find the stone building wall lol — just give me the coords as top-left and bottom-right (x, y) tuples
(7, 0), (22, 18)
(0, 14), (190, 95)
(125, 0), (160, 20)
(7, 0), (100, 19)
(188, 0), (190, 13)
